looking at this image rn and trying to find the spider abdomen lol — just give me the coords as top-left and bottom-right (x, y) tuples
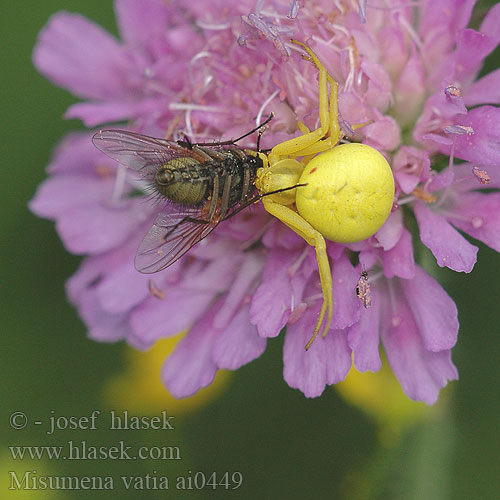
(296, 143), (395, 243)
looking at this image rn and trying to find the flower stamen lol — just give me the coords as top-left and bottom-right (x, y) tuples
(256, 89), (280, 127)
(111, 164), (127, 202)
(444, 125), (475, 136)
(412, 186), (437, 203)
(148, 280), (166, 300)
(288, 302), (307, 324)
(472, 166), (491, 185)
(287, 246), (311, 278)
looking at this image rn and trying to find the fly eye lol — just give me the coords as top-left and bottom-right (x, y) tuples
(155, 169), (174, 185)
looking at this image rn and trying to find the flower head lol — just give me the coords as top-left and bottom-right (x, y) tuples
(31, 0), (500, 404)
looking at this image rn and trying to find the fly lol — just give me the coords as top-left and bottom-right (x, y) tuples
(92, 117), (281, 273)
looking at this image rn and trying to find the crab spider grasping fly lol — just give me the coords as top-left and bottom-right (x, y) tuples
(93, 40), (394, 352)
(255, 40), (395, 350)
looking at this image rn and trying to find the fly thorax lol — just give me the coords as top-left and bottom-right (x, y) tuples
(155, 157), (207, 205)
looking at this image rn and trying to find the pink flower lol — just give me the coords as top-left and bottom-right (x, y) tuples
(31, 0), (500, 404)
(32, 1), (204, 128)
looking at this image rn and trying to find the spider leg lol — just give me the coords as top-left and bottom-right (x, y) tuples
(269, 40), (342, 161)
(262, 198), (333, 350)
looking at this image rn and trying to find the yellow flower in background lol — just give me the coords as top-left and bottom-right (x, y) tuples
(2, 452), (62, 499)
(336, 359), (440, 446)
(103, 334), (231, 415)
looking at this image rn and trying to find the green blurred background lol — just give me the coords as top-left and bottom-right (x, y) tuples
(2, 1), (499, 498)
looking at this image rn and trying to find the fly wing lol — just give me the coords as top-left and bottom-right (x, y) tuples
(92, 129), (199, 179)
(135, 209), (220, 273)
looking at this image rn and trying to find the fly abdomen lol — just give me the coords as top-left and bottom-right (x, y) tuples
(155, 157), (209, 204)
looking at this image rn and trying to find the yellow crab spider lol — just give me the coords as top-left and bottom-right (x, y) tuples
(255, 40), (395, 350)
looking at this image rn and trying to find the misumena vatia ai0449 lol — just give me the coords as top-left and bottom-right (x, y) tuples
(255, 40), (395, 350)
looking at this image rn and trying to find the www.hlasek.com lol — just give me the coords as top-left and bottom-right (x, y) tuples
(9, 440), (180, 461)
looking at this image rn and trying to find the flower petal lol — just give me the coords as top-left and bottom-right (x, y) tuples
(453, 28), (498, 82)
(449, 191), (500, 252)
(331, 254), (361, 329)
(55, 199), (150, 255)
(161, 304), (221, 398)
(129, 256), (235, 345)
(283, 303), (351, 398)
(131, 289), (215, 348)
(454, 106), (500, 166)
(360, 60), (393, 112)
(375, 209), (403, 251)
(363, 116), (401, 151)
(47, 133), (107, 174)
(33, 12), (131, 100)
(419, 0), (476, 71)
(348, 285), (382, 372)
(393, 50), (425, 126)
(95, 261), (150, 314)
(379, 24), (407, 78)
(381, 289), (458, 404)
(213, 252), (264, 330)
(250, 247), (310, 337)
(115, 0), (171, 49)
(464, 68), (500, 106)
(212, 305), (266, 370)
(262, 220), (305, 249)
(66, 254), (134, 343)
(401, 266), (459, 351)
(382, 227), (415, 279)
(393, 146), (431, 194)
(414, 201), (478, 272)
(29, 175), (111, 220)
(480, 2), (500, 43)
(65, 99), (160, 127)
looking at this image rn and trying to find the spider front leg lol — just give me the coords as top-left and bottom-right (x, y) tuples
(269, 39), (341, 162)
(262, 198), (333, 350)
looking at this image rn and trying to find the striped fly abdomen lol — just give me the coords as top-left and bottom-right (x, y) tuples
(154, 157), (208, 205)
